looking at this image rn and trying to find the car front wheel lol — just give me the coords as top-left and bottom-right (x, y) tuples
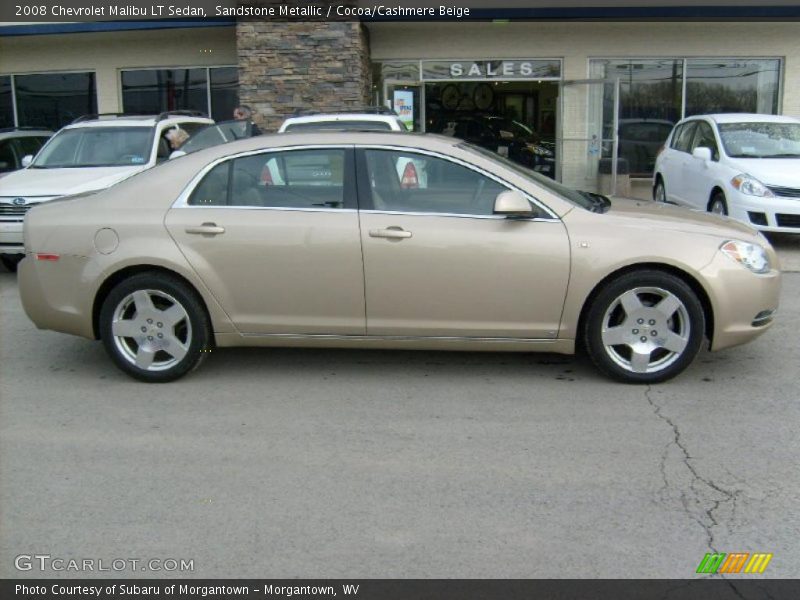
(99, 273), (211, 382)
(653, 179), (667, 203)
(584, 270), (705, 383)
(709, 191), (728, 215)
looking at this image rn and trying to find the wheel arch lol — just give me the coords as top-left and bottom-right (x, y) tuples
(707, 185), (726, 211)
(575, 262), (715, 352)
(92, 264), (214, 341)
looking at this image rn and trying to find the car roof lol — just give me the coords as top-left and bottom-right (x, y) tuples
(0, 128), (52, 138)
(684, 113), (800, 125)
(181, 131), (457, 163)
(61, 116), (213, 130)
(283, 114), (402, 124)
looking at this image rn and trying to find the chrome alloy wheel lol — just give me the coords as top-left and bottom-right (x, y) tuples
(600, 287), (690, 374)
(111, 289), (192, 371)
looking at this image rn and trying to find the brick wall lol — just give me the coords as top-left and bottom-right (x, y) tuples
(237, 20), (371, 132)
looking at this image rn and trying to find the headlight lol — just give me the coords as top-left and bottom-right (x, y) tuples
(720, 240), (771, 274)
(731, 174), (774, 197)
(525, 143), (553, 157)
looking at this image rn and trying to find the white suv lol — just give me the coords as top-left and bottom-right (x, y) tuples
(0, 112), (213, 270)
(653, 113), (800, 233)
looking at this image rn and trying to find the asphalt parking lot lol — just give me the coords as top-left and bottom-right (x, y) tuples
(1, 248), (798, 579)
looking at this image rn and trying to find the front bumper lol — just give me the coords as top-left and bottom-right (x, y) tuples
(727, 189), (800, 233)
(700, 247), (781, 351)
(0, 219), (24, 254)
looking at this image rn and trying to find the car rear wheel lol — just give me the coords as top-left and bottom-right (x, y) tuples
(584, 270), (705, 383)
(99, 273), (211, 382)
(709, 191), (728, 216)
(0, 254), (23, 273)
(653, 179), (667, 203)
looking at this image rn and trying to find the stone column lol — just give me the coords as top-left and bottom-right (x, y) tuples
(236, 20), (371, 132)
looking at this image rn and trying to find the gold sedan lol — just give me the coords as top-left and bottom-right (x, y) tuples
(18, 132), (780, 383)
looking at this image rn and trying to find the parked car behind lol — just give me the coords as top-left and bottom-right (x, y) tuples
(435, 114), (555, 178)
(653, 113), (800, 233)
(170, 119), (257, 158)
(19, 131), (779, 384)
(0, 111), (212, 271)
(278, 108), (407, 133)
(0, 127), (52, 176)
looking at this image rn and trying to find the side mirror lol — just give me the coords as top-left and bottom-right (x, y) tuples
(692, 146), (712, 162)
(493, 190), (534, 217)
(21, 155), (33, 168)
(169, 150), (186, 160)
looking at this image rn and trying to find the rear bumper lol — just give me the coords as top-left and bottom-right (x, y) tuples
(18, 253), (95, 339)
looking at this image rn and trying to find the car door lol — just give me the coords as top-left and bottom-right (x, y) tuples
(661, 122), (698, 205)
(356, 147), (570, 339)
(683, 120), (723, 209)
(165, 146), (366, 335)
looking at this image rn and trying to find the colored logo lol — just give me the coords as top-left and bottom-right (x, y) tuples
(696, 552), (773, 574)
(12, 197), (26, 205)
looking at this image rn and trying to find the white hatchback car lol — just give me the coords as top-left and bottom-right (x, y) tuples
(0, 112), (212, 270)
(653, 113), (800, 233)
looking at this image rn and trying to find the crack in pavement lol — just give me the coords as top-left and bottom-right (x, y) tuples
(644, 385), (744, 553)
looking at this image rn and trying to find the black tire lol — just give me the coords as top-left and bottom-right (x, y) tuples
(653, 178), (667, 203)
(1, 254), (23, 273)
(584, 270), (705, 384)
(99, 272), (211, 382)
(708, 191), (728, 216)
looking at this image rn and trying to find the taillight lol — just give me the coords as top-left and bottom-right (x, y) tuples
(400, 162), (419, 189)
(36, 253), (59, 261)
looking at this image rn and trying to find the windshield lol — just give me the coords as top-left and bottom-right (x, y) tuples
(179, 120), (253, 155)
(718, 122), (800, 158)
(459, 142), (603, 212)
(484, 118), (535, 140)
(32, 127), (153, 168)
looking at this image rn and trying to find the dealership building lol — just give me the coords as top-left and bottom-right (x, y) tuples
(1, 2), (799, 196)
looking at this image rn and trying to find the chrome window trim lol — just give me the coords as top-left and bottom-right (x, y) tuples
(172, 144), (355, 209)
(358, 144), (560, 221)
(359, 209), (558, 223)
(172, 143), (559, 221)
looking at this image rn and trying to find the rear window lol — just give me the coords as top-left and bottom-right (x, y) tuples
(284, 120), (394, 132)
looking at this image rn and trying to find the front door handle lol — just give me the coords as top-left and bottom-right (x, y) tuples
(185, 223), (225, 235)
(369, 227), (412, 240)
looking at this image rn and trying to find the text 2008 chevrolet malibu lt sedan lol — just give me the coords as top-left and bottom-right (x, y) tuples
(18, 132), (780, 383)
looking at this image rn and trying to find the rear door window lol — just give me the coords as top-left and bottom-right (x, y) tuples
(672, 122), (699, 153)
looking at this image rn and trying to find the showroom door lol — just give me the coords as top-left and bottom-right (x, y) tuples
(557, 78), (620, 194)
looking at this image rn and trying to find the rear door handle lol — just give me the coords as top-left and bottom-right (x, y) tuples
(185, 223), (225, 235)
(369, 227), (412, 239)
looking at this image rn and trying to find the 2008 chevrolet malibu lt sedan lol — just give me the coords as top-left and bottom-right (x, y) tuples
(18, 132), (780, 383)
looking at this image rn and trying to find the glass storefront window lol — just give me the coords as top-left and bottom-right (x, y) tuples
(209, 67), (239, 122)
(591, 57), (782, 177)
(685, 59), (780, 116)
(0, 76), (14, 128)
(121, 67), (239, 120)
(591, 59), (683, 177)
(14, 72), (97, 129)
(121, 68), (208, 115)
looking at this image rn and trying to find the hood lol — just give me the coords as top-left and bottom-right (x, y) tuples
(0, 165), (145, 198)
(725, 157), (800, 187)
(607, 196), (760, 241)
